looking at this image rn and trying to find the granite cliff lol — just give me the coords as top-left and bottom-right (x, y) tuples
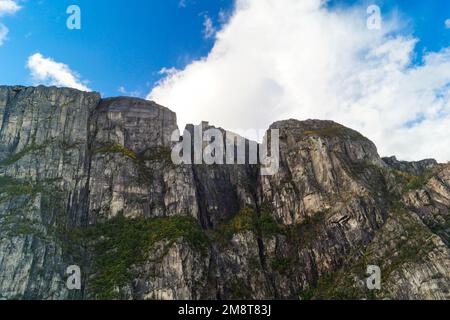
(0, 85), (448, 300)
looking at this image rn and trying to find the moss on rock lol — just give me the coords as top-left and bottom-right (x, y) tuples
(80, 215), (209, 299)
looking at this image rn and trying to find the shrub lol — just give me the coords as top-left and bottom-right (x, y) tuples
(83, 215), (209, 299)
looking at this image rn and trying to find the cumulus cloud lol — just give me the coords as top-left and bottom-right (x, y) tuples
(148, 0), (450, 162)
(0, 0), (21, 45)
(27, 53), (91, 92)
(445, 19), (450, 29)
(0, 0), (20, 16)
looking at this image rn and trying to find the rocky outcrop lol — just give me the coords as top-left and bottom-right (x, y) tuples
(0, 85), (449, 300)
(0, 86), (100, 299)
(87, 96), (196, 221)
(383, 156), (438, 176)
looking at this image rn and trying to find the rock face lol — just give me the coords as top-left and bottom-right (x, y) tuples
(0, 86), (100, 299)
(382, 156), (438, 176)
(0, 85), (449, 300)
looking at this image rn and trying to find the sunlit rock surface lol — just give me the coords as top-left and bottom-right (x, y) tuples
(0, 86), (448, 300)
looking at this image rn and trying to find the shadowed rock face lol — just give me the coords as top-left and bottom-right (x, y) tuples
(0, 86), (449, 300)
(0, 86), (100, 299)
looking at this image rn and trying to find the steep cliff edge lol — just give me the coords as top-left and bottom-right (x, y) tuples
(0, 86), (448, 300)
(0, 86), (100, 299)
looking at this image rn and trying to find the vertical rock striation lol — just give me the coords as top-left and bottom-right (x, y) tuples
(0, 86), (100, 299)
(0, 86), (448, 300)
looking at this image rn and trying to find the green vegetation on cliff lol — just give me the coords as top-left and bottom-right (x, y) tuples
(95, 143), (174, 185)
(215, 206), (283, 242)
(300, 205), (439, 300)
(81, 214), (208, 299)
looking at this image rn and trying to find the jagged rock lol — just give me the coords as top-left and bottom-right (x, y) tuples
(383, 156), (438, 176)
(402, 165), (450, 245)
(262, 119), (385, 225)
(87, 96), (200, 221)
(131, 239), (210, 300)
(0, 86), (448, 300)
(0, 85), (101, 299)
(185, 122), (260, 229)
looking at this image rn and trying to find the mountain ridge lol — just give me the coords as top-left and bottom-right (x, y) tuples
(0, 85), (448, 300)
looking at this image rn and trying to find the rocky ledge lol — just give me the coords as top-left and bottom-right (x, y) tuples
(0, 85), (448, 300)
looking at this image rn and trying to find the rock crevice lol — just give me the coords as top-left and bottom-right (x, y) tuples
(0, 86), (448, 300)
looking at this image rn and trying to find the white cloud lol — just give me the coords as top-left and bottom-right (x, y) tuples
(118, 86), (127, 94)
(27, 53), (91, 92)
(445, 19), (450, 29)
(202, 15), (216, 39)
(149, 0), (450, 162)
(159, 67), (180, 77)
(0, 23), (7, 45)
(0, 0), (20, 16)
(0, 0), (20, 45)
(117, 85), (142, 98)
(218, 9), (231, 25)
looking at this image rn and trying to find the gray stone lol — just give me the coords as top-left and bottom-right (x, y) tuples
(0, 86), (448, 300)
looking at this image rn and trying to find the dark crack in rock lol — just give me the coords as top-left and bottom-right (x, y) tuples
(0, 86), (448, 300)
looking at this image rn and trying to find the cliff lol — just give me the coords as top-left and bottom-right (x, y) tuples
(0, 85), (448, 300)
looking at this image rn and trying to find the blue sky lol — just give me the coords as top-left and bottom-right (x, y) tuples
(0, 0), (449, 97)
(1, 0), (450, 162)
(0, 0), (233, 96)
(328, 0), (450, 62)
